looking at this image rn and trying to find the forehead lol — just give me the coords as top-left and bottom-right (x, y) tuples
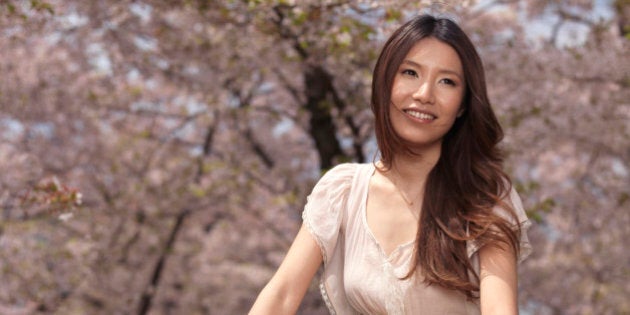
(402, 37), (463, 74)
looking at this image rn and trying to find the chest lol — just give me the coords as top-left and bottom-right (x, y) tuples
(341, 200), (475, 315)
(365, 180), (420, 258)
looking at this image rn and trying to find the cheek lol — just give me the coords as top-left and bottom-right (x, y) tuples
(390, 79), (413, 103)
(388, 103), (407, 132)
(388, 102), (401, 120)
(390, 83), (403, 103)
(442, 92), (464, 113)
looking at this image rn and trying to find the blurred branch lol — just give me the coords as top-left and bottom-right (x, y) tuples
(329, 77), (365, 163)
(273, 67), (304, 105)
(550, 19), (565, 46)
(137, 208), (190, 315)
(568, 74), (628, 87)
(556, 7), (596, 27)
(195, 110), (218, 183)
(271, 5), (309, 60)
(244, 127), (275, 169)
(241, 166), (286, 195)
(105, 106), (207, 120)
(226, 77), (277, 170)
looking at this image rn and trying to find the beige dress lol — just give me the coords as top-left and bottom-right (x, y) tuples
(302, 163), (532, 315)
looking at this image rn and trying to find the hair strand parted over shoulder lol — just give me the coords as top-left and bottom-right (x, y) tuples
(371, 14), (523, 299)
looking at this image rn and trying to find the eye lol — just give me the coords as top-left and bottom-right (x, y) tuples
(440, 78), (457, 86)
(401, 69), (418, 77)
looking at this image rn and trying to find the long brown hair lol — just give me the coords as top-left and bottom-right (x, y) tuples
(371, 14), (521, 299)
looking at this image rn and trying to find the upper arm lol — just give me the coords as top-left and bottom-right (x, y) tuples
(249, 224), (323, 315)
(479, 243), (518, 315)
(478, 186), (532, 315)
(250, 164), (354, 314)
(271, 223), (323, 296)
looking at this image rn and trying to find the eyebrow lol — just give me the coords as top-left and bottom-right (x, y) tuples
(401, 60), (463, 80)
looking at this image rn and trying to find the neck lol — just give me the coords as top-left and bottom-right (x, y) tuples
(376, 146), (441, 206)
(389, 145), (441, 185)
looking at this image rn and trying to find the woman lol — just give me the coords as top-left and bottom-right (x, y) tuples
(249, 14), (532, 315)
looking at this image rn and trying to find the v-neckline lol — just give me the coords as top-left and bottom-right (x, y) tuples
(362, 163), (416, 261)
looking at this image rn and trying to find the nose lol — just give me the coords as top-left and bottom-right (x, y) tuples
(412, 81), (435, 104)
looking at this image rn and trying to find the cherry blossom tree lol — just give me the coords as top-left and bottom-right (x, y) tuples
(0, 0), (627, 314)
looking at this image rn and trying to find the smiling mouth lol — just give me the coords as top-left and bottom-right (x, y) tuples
(403, 109), (436, 121)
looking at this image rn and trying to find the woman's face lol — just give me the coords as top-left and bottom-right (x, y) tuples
(389, 37), (465, 152)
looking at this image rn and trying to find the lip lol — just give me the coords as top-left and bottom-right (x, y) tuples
(402, 108), (437, 122)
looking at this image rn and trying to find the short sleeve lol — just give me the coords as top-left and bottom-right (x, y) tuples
(504, 187), (533, 262)
(467, 187), (533, 263)
(302, 163), (356, 266)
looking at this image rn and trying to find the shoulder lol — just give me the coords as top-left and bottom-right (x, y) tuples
(321, 162), (364, 177)
(308, 163), (371, 204)
(494, 184), (533, 262)
(467, 183), (533, 262)
(316, 162), (371, 186)
(495, 185), (529, 227)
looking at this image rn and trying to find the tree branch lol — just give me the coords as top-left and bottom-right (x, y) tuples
(136, 209), (190, 315)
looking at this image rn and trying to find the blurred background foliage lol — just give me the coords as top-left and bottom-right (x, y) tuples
(0, 0), (628, 314)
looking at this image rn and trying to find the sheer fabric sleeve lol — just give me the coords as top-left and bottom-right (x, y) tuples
(503, 187), (533, 262)
(302, 163), (356, 266)
(467, 187), (533, 263)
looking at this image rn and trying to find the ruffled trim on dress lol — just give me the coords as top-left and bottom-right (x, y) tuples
(301, 211), (337, 314)
(319, 280), (337, 315)
(302, 210), (329, 268)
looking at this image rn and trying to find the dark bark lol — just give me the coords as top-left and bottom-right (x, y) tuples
(304, 65), (345, 170)
(329, 78), (366, 164)
(271, 4), (364, 169)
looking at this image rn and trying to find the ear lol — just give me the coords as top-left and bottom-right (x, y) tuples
(457, 108), (465, 118)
